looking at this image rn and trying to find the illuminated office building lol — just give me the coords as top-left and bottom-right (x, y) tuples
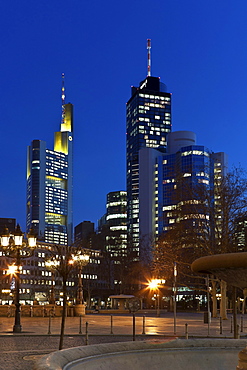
(139, 131), (228, 259)
(98, 191), (127, 259)
(126, 43), (172, 256)
(105, 191), (127, 258)
(106, 191), (127, 232)
(26, 79), (73, 245)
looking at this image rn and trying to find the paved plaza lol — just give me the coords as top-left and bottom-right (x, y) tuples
(0, 311), (246, 369)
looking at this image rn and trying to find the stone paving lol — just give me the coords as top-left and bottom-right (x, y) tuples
(0, 311), (246, 369)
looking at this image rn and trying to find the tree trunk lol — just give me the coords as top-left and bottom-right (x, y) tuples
(211, 280), (218, 318)
(220, 280), (227, 320)
(59, 281), (67, 350)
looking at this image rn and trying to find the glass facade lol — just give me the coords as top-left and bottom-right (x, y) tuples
(156, 145), (212, 235)
(153, 139), (228, 240)
(26, 103), (73, 245)
(126, 76), (172, 254)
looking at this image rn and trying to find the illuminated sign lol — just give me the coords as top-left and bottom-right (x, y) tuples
(140, 79), (148, 90)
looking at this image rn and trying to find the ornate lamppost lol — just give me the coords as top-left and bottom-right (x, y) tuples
(70, 253), (89, 316)
(0, 225), (36, 333)
(45, 259), (59, 305)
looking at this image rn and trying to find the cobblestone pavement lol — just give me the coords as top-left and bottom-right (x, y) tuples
(0, 334), (163, 370)
(0, 312), (246, 369)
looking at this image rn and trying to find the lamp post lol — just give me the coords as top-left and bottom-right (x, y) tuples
(44, 244), (90, 349)
(69, 253), (89, 316)
(45, 260), (60, 305)
(0, 225), (36, 333)
(148, 279), (166, 317)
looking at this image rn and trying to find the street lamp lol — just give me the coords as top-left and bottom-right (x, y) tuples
(69, 253), (89, 314)
(45, 259), (60, 305)
(148, 279), (166, 317)
(7, 264), (18, 275)
(0, 225), (37, 333)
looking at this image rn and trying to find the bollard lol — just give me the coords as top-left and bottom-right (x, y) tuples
(241, 315), (244, 333)
(185, 323), (188, 340)
(133, 313), (136, 341)
(230, 316), (233, 333)
(237, 324), (240, 339)
(220, 317), (222, 335)
(110, 315), (113, 334)
(142, 315), (146, 335)
(48, 313), (51, 335)
(79, 315), (82, 334)
(85, 322), (89, 345)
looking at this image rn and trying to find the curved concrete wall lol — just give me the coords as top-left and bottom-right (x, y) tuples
(167, 131), (196, 154)
(34, 339), (246, 370)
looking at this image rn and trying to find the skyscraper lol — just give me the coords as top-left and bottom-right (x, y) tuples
(138, 131), (228, 258)
(126, 40), (172, 256)
(26, 76), (73, 245)
(98, 191), (127, 259)
(105, 191), (127, 258)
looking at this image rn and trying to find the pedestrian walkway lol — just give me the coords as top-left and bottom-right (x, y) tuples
(0, 312), (246, 369)
(0, 311), (246, 338)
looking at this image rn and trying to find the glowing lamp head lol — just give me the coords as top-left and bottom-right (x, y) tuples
(27, 228), (37, 248)
(1, 227), (10, 247)
(13, 224), (23, 246)
(79, 254), (89, 262)
(8, 264), (17, 275)
(70, 253), (90, 266)
(149, 279), (159, 289)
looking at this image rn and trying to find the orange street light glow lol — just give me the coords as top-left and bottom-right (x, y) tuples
(148, 279), (159, 289)
(7, 264), (17, 275)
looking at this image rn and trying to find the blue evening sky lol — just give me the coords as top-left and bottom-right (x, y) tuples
(1, 0), (247, 231)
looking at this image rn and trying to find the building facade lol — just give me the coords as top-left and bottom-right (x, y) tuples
(126, 76), (172, 257)
(26, 87), (73, 245)
(98, 191), (127, 259)
(105, 191), (127, 259)
(138, 131), (228, 258)
(0, 218), (16, 234)
(75, 221), (95, 243)
(0, 241), (106, 306)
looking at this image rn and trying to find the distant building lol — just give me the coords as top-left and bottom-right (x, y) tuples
(105, 191), (127, 259)
(0, 241), (108, 306)
(0, 218), (16, 234)
(106, 192), (127, 230)
(26, 78), (73, 245)
(98, 191), (127, 257)
(138, 131), (228, 260)
(75, 221), (95, 242)
(97, 191), (129, 293)
(234, 218), (247, 251)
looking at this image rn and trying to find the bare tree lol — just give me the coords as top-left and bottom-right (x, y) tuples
(153, 167), (247, 314)
(45, 244), (89, 350)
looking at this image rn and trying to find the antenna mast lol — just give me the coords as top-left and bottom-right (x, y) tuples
(61, 73), (66, 125)
(147, 39), (151, 77)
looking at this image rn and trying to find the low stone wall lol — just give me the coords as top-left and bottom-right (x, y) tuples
(34, 339), (247, 370)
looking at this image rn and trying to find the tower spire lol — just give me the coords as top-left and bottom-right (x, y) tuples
(147, 39), (151, 77)
(61, 73), (66, 126)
